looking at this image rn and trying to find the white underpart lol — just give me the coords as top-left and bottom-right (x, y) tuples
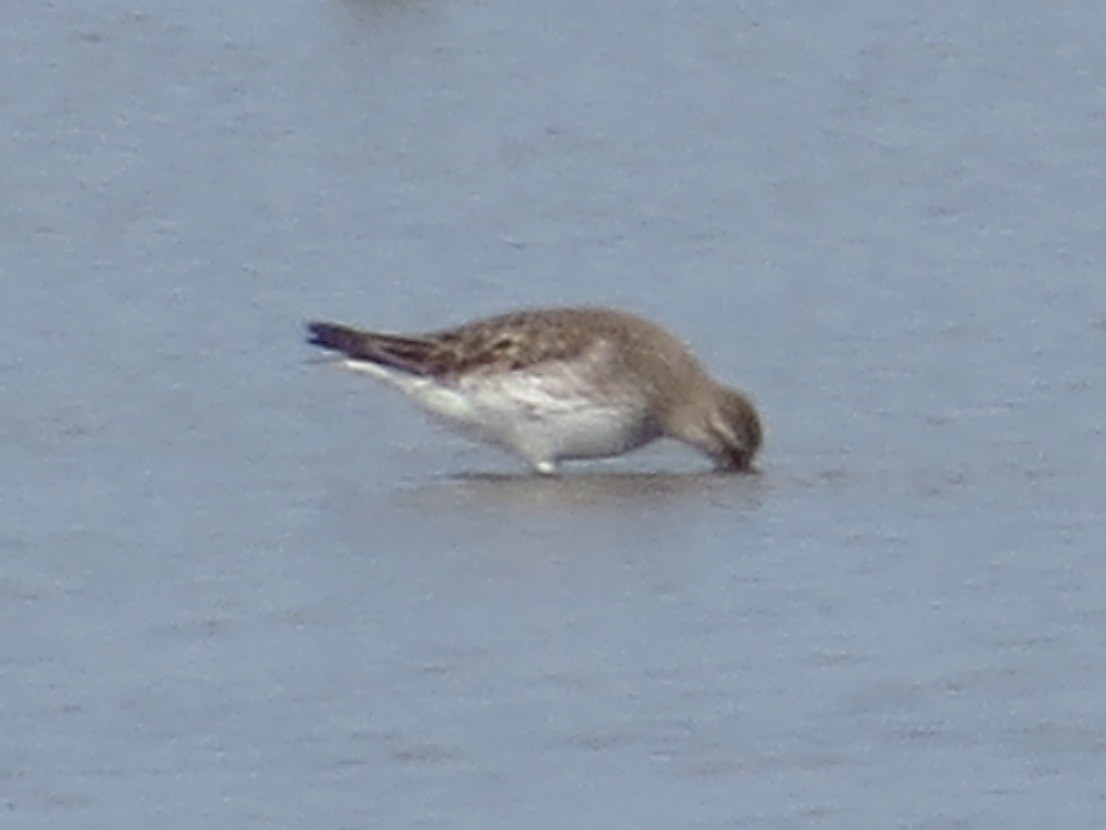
(339, 354), (653, 473)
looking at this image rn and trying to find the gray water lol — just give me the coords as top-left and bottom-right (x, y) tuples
(3, 1), (1105, 828)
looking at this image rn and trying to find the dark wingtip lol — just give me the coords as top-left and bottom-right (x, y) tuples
(305, 321), (436, 375)
(306, 321), (355, 353)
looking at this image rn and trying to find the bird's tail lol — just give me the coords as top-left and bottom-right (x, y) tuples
(306, 322), (438, 376)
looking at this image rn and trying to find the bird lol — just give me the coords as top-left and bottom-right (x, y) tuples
(305, 306), (762, 475)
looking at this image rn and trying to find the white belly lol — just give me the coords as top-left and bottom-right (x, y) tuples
(453, 372), (654, 464)
(339, 357), (657, 471)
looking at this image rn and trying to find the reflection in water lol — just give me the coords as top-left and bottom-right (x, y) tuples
(397, 469), (769, 514)
(369, 468), (770, 578)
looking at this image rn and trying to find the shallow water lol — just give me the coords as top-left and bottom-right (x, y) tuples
(3, 1), (1106, 828)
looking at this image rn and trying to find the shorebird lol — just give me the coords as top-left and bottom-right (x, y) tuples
(306, 307), (762, 475)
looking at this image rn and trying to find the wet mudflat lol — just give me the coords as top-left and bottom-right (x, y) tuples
(3, 1), (1105, 828)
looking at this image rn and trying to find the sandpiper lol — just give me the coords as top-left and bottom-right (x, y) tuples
(306, 307), (762, 474)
